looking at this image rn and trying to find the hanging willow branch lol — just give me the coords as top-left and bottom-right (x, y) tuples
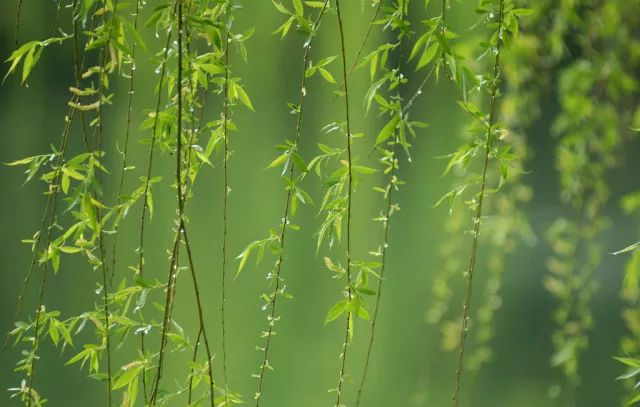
(111, 0), (141, 284)
(149, 2), (216, 406)
(252, 1), (329, 405)
(134, 6), (175, 400)
(451, 0), (504, 405)
(355, 1), (408, 404)
(92, 0), (133, 401)
(22, 2), (100, 403)
(4, 0), (97, 352)
(147, 3), (182, 405)
(220, 3), (231, 390)
(338, 0), (383, 88)
(14, 0), (24, 47)
(333, 1), (354, 405)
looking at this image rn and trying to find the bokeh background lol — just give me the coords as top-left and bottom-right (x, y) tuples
(1, 1), (639, 406)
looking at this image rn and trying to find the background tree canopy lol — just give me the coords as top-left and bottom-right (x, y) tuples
(0, 0), (639, 406)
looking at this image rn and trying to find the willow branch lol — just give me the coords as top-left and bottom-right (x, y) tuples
(220, 4), (231, 390)
(111, 0), (141, 284)
(451, 1), (504, 405)
(334, 1), (354, 405)
(14, 0), (24, 47)
(134, 6), (176, 401)
(182, 226), (216, 407)
(149, 2), (216, 405)
(93, 0), (127, 401)
(355, 1), (406, 404)
(24, 2), (96, 402)
(253, 2), (330, 405)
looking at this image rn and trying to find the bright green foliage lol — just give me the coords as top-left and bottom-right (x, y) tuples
(3, 0), (640, 406)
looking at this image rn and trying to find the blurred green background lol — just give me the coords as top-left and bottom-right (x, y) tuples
(1, 1), (639, 406)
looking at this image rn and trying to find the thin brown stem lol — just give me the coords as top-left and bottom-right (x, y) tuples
(135, 7), (176, 401)
(355, 1), (406, 404)
(451, 1), (504, 405)
(23, 2), (95, 402)
(187, 327), (203, 404)
(334, 1), (354, 405)
(109, 0), (141, 388)
(26, 206), (56, 407)
(54, 0), (62, 35)
(24, 117), (73, 407)
(149, 2), (217, 405)
(111, 0), (141, 284)
(253, 2), (330, 405)
(149, 231), (181, 406)
(334, 0), (383, 103)
(3, 182), (53, 352)
(94, 1), (123, 402)
(15, 0), (24, 47)
(220, 4), (231, 390)
(402, 63), (436, 114)
(182, 226), (216, 407)
(137, 12), (175, 279)
(346, 0), (383, 81)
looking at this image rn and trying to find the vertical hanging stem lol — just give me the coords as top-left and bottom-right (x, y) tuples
(181, 226), (216, 407)
(24, 1), (97, 403)
(94, 0), (124, 402)
(253, 2), (330, 405)
(136, 5), (176, 401)
(355, 2), (406, 405)
(3, 190), (51, 352)
(451, 1), (504, 405)
(14, 0), (24, 47)
(26, 210), (56, 407)
(112, 0), (141, 284)
(187, 327), (203, 403)
(334, 1), (354, 405)
(109, 0), (141, 391)
(148, 2), (182, 405)
(220, 2), (231, 390)
(345, 0), (383, 79)
(149, 231), (181, 406)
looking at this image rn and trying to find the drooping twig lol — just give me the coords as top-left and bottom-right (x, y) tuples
(24, 117), (72, 407)
(181, 225), (216, 407)
(23, 2), (96, 403)
(402, 0), (448, 113)
(92, 0), (128, 401)
(148, 10), (184, 407)
(451, 1), (504, 405)
(149, 231), (181, 406)
(355, 1), (406, 404)
(348, 0), (383, 77)
(220, 3), (231, 390)
(149, 2), (216, 405)
(134, 4), (176, 401)
(334, 1), (355, 405)
(14, 0), (24, 47)
(187, 327), (203, 404)
(253, 3), (330, 405)
(111, 0), (141, 284)
(333, 0), (383, 104)
(3, 187), (53, 352)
